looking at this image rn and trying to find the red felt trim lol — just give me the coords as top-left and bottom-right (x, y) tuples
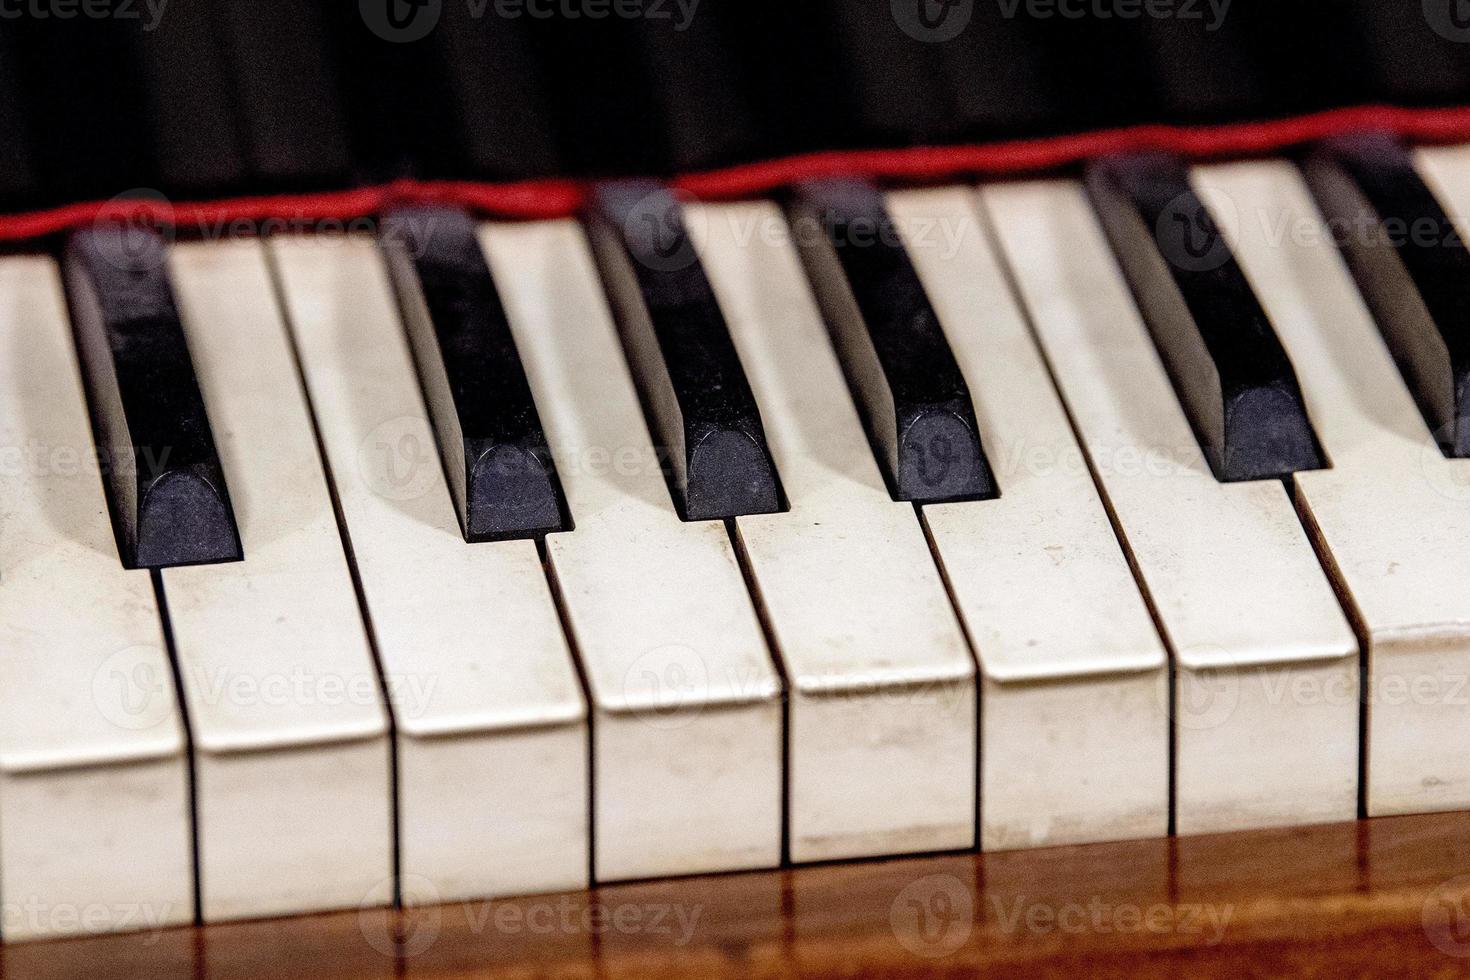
(5, 103), (1470, 242)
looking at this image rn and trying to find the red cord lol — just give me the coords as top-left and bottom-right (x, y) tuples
(6, 103), (1470, 242)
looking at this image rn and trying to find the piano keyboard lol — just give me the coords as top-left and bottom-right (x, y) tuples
(8, 146), (1470, 942)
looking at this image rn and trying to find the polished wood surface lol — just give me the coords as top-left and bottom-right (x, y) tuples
(8, 811), (1470, 978)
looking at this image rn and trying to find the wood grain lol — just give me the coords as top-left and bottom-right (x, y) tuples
(8, 812), (1470, 978)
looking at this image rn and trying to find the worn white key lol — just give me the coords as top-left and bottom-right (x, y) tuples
(685, 200), (976, 862)
(1203, 157), (1470, 816)
(886, 186), (1169, 850)
(162, 240), (390, 921)
(986, 180), (1359, 835)
(479, 219), (781, 882)
(0, 257), (191, 941)
(269, 234), (589, 902)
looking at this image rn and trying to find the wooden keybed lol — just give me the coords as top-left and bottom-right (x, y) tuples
(8, 810), (1470, 978)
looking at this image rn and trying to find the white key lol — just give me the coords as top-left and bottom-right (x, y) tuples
(886, 186), (1169, 850)
(1202, 157), (1470, 816)
(985, 180), (1359, 835)
(479, 219), (782, 882)
(162, 240), (390, 921)
(0, 257), (191, 941)
(685, 201), (976, 863)
(268, 234), (589, 902)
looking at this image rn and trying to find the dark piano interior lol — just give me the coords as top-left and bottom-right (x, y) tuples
(2, 1), (1470, 218)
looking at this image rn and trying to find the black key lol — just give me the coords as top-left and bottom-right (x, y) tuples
(1303, 133), (1470, 456)
(1086, 154), (1325, 482)
(379, 206), (567, 542)
(63, 225), (243, 569)
(586, 182), (783, 521)
(788, 179), (997, 503)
